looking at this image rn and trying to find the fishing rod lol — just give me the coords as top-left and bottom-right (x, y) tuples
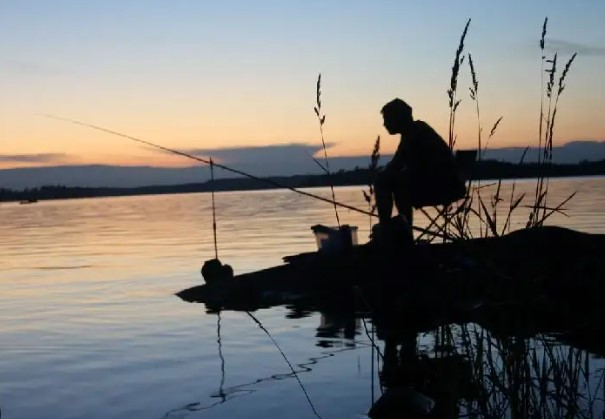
(209, 158), (219, 259)
(42, 114), (375, 215)
(41, 114), (444, 238)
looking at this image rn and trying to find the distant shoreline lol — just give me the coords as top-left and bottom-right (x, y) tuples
(2, 159), (605, 204)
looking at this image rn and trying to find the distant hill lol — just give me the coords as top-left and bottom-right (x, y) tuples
(481, 140), (605, 164)
(0, 165), (207, 189)
(2, 158), (605, 203)
(1, 141), (604, 189)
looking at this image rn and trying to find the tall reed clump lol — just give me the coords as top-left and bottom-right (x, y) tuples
(460, 50), (519, 239)
(440, 19), (471, 240)
(418, 17), (577, 242)
(313, 73), (341, 227)
(464, 54), (511, 238)
(527, 18), (578, 228)
(362, 136), (381, 231)
(445, 19), (512, 241)
(418, 18), (477, 242)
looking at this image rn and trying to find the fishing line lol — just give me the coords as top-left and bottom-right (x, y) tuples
(371, 322), (375, 405)
(209, 158), (219, 259)
(245, 311), (323, 419)
(216, 312), (226, 401)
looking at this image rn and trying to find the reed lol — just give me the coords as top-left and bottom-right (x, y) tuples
(449, 51), (508, 240)
(313, 73), (341, 227)
(416, 20), (477, 242)
(362, 136), (381, 232)
(525, 18), (578, 228)
(467, 52), (482, 237)
(448, 18), (471, 151)
(441, 19), (471, 239)
(527, 47), (578, 228)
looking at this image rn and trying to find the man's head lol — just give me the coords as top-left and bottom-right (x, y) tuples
(381, 98), (413, 134)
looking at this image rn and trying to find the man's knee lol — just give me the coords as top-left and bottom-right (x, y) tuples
(375, 170), (389, 184)
(374, 171), (391, 193)
(375, 170), (405, 191)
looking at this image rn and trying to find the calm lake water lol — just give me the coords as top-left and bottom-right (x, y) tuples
(1, 178), (604, 418)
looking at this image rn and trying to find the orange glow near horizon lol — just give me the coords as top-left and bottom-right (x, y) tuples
(2, 47), (604, 171)
(2, 98), (603, 171)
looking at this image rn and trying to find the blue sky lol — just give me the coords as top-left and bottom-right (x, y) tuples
(1, 0), (604, 169)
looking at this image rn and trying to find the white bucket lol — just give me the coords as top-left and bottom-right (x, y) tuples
(311, 224), (358, 253)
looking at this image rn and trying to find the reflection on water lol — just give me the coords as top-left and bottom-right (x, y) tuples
(290, 301), (605, 418)
(159, 300), (605, 418)
(371, 316), (605, 418)
(316, 311), (360, 348)
(1, 178), (605, 418)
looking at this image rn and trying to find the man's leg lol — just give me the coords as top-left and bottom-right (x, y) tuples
(374, 172), (394, 225)
(392, 172), (413, 227)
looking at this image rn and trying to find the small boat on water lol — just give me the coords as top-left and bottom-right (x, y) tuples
(19, 198), (38, 204)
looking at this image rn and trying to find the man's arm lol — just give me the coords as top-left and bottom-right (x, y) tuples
(384, 138), (407, 175)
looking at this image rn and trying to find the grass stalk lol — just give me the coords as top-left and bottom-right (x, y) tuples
(362, 136), (381, 233)
(314, 73), (340, 228)
(443, 19), (470, 239)
(468, 52), (483, 237)
(448, 19), (471, 150)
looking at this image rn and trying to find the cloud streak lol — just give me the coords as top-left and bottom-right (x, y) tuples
(546, 39), (605, 57)
(0, 153), (68, 163)
(168, 142), (343, 178)
(0, 59), (65, 76)
(176, 143), (336, 164)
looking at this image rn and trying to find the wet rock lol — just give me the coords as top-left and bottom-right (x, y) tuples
(368, 387), (434, 418)
(201, 259), (234, 284)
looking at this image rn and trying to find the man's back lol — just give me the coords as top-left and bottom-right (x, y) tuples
(404, 120), (457, 177)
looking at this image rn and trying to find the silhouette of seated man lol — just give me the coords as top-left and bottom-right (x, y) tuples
(373, 98), (466, 241)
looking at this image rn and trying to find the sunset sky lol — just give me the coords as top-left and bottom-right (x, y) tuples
(1, 0), (604, 170)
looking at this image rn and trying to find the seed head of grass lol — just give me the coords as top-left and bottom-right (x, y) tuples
(546, 53), (558, 98)
(540, 17), (548, 51)
(557, 53), (577, 96)
(448, 18), (471, 107)
(489, 117), (503, 139)
(468, 53), (479, 100)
